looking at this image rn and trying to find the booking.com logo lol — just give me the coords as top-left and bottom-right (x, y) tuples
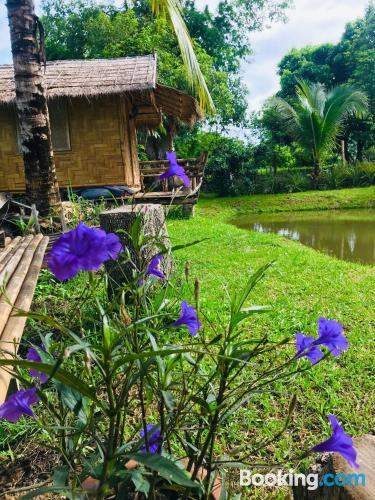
(240, 470), (366, 491)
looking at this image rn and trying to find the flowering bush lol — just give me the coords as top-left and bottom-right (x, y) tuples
(0, 210), (358, 498)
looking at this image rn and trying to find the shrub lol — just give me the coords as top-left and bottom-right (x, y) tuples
(0, 210), (359, 497)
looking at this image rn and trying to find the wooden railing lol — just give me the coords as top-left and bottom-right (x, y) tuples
(139, 152), (208, 194)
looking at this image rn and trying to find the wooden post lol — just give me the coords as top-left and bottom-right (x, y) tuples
(182, 203), (195, 218)
(31, 204), (40, 234)
(99, 204), (173, 294)
(293, 435), (375, 499)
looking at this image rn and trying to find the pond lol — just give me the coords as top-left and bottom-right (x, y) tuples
(231, 209), (375, 265)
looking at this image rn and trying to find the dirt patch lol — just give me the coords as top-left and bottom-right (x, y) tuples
(0, 441), (58, 499)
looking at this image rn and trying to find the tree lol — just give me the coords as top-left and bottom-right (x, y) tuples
(276, 5), (375, 161)
(268, 80), (368, 185)
(6, 0), (61, 216)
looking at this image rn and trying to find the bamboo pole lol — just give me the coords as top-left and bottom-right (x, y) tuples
(0, 237), (22, 268)
(0, 236), (32, 285)
(0, 235), (42, 337)
(0, 236), (48, 403)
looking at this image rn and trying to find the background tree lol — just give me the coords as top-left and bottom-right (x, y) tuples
(41, 0), (292, 131)
(268, 80), (368, 185)
(274, 5), (375, 162)
(6, 0), (61, 216)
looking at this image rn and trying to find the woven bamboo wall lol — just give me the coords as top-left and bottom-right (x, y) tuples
(0, 95), (141, 192)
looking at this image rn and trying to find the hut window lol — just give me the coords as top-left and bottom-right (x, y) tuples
(16, 101), (70, 152)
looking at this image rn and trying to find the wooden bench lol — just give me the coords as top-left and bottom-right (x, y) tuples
(137, 152), (208, 216)
(0, 234), (49, 403)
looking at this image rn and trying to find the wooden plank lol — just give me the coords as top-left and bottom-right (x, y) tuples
(0, 236), (32, 286)
(0, 235), (42, 338)
(0, 236), (49, 404)
(0, 236), (22, 269)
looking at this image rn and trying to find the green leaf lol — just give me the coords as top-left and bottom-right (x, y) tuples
(53, 465), (69, 487)
(0, 360), (100, 405)
(161, 390), (176, 410)
(130, 470), (150, 496)
(55, 382), (89, 424)
(125, 453), (201, 490)
(171, 238), (210, 253)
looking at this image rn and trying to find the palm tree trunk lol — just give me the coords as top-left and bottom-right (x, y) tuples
(312, 159), (320, 189)
(6, 0), (61, 216)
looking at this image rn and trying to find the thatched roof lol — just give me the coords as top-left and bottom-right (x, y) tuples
(0, 55), (202, 125)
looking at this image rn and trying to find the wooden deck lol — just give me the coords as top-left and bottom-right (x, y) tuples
(0, 234), (49, 403)
(137, 152), (208, 215)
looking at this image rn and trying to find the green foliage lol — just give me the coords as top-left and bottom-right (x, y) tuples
(41, 0), (249, 128)
(276, 5), (375, 162)
(176, 131), (256, 195)
(268, 79), (368, 181)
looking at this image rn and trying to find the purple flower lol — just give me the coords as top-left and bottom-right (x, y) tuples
(159, 152), (190, 188)
(311, 414), (359, 469)
(26, 346), (48, 383)
(0, 388), (39, 423)
(315, 317), (348, 356)
(171, 300), (202, 336)
(145, 255), (165, 280)
(47, 223), (122, 281)
(140, 424), (162, 454)
(295, 333), (324, 364)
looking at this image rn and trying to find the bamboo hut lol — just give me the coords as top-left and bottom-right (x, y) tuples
(0, 55), (202, 193)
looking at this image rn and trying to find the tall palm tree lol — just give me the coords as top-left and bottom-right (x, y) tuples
(268, 80), (368, 185)
(6, 0), (62, 216)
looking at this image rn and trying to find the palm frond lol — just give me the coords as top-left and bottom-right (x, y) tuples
(151, 0), (215, 114)
(270, 79), (369, 166)
(266, 96), (301, 137)
(296, 80), (326, 116)
(321, 85), (369, 153)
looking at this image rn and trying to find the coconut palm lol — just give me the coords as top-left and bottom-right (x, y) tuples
(7, 0), (62, 216)
(151, 0), (215, 113)
(268, 80), (368, 185)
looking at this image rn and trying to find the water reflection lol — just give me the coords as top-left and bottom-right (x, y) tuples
(232, 210), (375, 265)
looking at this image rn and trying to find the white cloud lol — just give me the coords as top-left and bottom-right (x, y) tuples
(244, 0), (370, 111)
(0, 0), (370, 113)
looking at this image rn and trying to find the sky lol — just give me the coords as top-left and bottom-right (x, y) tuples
(0, 0), (370, 112)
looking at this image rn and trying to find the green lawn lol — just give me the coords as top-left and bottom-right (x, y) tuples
(1, 187), (374, 498)
(168, 187), (375, 472)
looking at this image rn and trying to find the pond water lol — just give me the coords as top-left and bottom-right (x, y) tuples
(231, 209), (375, 265)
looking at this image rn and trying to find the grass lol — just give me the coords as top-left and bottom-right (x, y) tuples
(1, 186), (374, 498)
(167, 187), (375, 475)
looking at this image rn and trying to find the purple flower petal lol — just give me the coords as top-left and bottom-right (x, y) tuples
(159, 152), (191, 188)
(26, 347), (48, 383)
(295, 333), (324, 364)
(311, 414), (359, 469)
(314, 317), (348, 356)
(145, 255), (166, 280)
(171, 300), (202, 336)
(0, 388), (39, 423)
(140, 424), (163, 454)
(47, 223), (122, 281)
